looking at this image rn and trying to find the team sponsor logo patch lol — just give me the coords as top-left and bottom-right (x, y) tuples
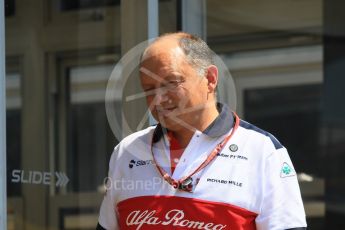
(129, 160), (136, 168)
(280, 162), (296, 178)
(117, 196), (258, 229)
(229, 144), (238, 152)
(129, 159), (154, 169)
(216, 153), (248, 161)
(206, 178), (243, 187)
(126, 209), (227, 229)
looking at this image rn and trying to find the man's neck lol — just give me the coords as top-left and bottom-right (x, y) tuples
(171, 105), (219, 148)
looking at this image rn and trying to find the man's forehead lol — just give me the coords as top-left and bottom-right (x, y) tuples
(140, 48), (185, 75)
(142, 46), (183, 63)
(140, 57), (179, 81)
(142, 35), (184, 58)
(139, 36), (189, 79)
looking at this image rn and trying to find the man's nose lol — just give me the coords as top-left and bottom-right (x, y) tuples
(153, 88), (169, 106)
(153, 87), (169, 104)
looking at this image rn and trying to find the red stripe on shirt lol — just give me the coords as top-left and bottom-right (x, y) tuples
(117, 195), (258, 230)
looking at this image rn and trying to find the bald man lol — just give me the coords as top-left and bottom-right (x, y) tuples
(97, 32), (307, 230)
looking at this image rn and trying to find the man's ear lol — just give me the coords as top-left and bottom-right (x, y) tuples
(206, 65), (218, 93)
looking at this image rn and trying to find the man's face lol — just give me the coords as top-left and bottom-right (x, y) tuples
(139, 46), (209, 132)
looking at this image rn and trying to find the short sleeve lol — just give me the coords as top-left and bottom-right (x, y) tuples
(255, 147), (307, 230)
(97, 147), (120, 230)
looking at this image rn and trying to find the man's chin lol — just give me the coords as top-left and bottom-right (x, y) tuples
(157, 117), (195, 133)
(157, 118), (178, 130)
(155, 116), (178, 129)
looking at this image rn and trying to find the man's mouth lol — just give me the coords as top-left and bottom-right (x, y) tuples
(156, 107), (177, 116)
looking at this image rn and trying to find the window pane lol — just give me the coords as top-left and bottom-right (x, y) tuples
(245, 84), (322, 173)
(6, 73), (21, 197)
(60, 0), (120, 11)
(207, 0), (322, 52)
(67, 65), (119, 192)
(5, 0), (15, 17)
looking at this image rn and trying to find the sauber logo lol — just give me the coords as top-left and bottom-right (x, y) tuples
(126, 209), (227, 230)
(129, 159), (154, 169)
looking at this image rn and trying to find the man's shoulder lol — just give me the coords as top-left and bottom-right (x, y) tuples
(110, 125), (157, 163)
(116, 125), (157, 151)
(237, 119), (283, 150)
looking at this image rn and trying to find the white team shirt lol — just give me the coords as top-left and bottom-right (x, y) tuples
(97, 104), (307, 230)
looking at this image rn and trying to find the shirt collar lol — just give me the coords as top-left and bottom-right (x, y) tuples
(152, 103), (234, 143)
